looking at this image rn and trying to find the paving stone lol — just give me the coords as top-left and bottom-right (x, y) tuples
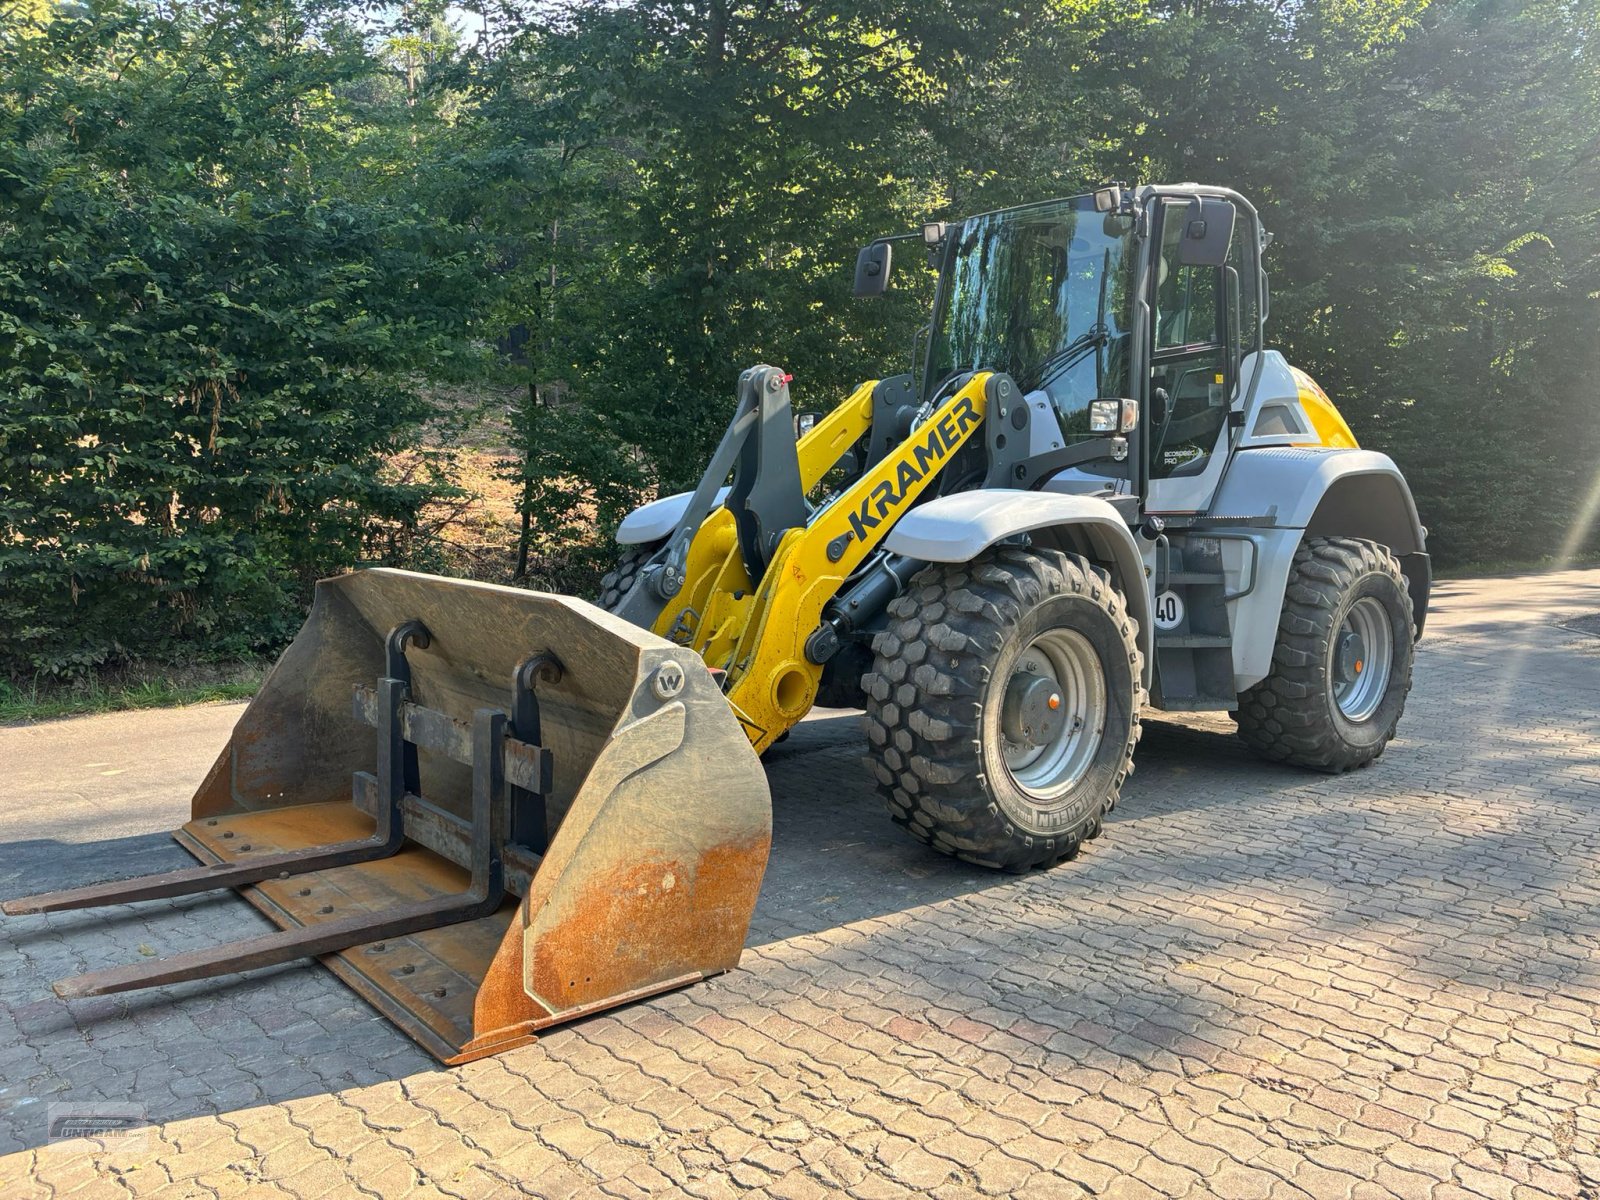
(3, 570), (1599, 1199)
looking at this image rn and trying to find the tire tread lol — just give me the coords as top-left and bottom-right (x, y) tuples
(1236, 536), (1413, 772)
(596, 543), (660, 612)
(862, 545), (1144, 872)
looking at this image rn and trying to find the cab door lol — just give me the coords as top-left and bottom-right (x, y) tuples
(1145, 197), (1253, 514)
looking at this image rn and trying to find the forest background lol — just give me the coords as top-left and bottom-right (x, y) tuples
(2, 0), (1597, 694)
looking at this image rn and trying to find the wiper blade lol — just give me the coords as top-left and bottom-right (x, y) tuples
(1028, 245), (1114, 394)
(1026, 325), (1109, 392)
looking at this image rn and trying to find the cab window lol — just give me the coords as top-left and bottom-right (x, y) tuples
(1149, 200), (1234, 480)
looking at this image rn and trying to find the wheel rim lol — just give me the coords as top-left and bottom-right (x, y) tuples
(1331, 595), (1393, 722)
(1000, 628), (1107, 800)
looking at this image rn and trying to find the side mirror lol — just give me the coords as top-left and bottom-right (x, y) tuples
(853, 242), (892, 298)
(1176, 197), (1236, 267)
(1150, 387), (1170, 429)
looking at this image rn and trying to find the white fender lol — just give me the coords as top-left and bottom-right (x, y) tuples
(885, 490), (1154, 685)
(616, 487), (731, 545)
(1211, 447), (1424, 544)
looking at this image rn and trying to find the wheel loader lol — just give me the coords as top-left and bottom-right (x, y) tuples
(6, 184), (1429, 1062)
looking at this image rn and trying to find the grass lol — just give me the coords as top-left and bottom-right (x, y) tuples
(0, 662), (266, 725)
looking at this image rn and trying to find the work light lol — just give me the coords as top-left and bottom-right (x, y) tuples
(1089, 398), (1139, 433)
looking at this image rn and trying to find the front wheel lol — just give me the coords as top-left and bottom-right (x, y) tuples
(862, 546), (1143, 872)
(1237, 536), (1414, 771)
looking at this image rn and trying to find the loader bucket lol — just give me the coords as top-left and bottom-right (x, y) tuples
(4, 569), (772, 1064)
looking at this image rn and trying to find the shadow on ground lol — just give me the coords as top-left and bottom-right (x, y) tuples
(4, 588), (1598, 1154)
(1, 831), (191, 902)
(0, 700), (1317, 1152)
(747, 708), (1286, 949)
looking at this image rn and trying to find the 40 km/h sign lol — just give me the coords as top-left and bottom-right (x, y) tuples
(1152, 589), (1185, 631)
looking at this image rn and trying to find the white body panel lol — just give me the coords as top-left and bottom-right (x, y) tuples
(1237, 351), (1317, 448)
(1019, 388), (1071, 457)
(616, 487), (730, 544)
(885, 490), (1154, 684)
(1199, 527), (1302, 693)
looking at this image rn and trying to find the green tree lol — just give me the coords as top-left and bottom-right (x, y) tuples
(0, 0), (475, 677)
(1111, 0), (1600, 563)
(500, 3), (966, 487)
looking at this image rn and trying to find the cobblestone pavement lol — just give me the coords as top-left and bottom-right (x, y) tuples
(2, 569), (1598, 1199)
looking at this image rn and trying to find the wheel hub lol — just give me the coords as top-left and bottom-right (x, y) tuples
(1331, 596), (1393, 722)
(1001, 671), (1067, 748)
(999, 632), (1107, 801)
(1334, 629), (1366, 684)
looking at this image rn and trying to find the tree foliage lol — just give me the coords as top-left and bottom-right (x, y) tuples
(462, 0), (1599, 574)
(0, 1), (474, 676)
(2, 0), (1595, 678)
(1114, 0), (1600, 564)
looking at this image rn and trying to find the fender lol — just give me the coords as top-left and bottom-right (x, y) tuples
(1211, 447), (1425, 548)
(1210, 447), (1430, 689)
(616, 487), (731, 545)
(884, 490), (1154, 686)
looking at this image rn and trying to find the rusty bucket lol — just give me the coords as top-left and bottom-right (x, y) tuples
(4, 569), (772, 1063)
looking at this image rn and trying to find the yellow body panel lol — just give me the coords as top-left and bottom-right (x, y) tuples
(721, 375), (991, 752)
(796, 379), (878, 490)
(1290, 367), (1359, 450)
(649, 508), (752, 666)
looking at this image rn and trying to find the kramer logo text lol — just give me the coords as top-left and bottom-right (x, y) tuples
(847, 396), (981, 541)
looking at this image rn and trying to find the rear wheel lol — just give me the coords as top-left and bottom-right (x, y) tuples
(596, 542), (662, 613)
(1237, 536), (1414, 771)
(862, 546), (1143, 871)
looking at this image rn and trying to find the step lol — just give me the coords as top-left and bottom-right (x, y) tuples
(1152, 695), (1237, 712)
(1156, 634), (1233, 649)
(1160, 571), (1225, 586)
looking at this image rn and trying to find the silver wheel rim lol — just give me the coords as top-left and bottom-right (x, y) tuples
(1332, 596), (1393, 722)
(1000, 628), (1107, 800)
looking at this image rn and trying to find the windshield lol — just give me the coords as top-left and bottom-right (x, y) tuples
(930, 196), (1136, 440)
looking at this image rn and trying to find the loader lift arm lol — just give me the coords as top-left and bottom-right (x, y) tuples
(624, 366), (993, 753)
(726, 375), (993, 750)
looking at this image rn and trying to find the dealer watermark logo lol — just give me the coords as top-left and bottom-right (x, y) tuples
(46, 1103), (150, 1149)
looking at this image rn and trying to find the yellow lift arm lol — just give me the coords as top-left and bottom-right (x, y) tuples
(652, 373), (992, 753)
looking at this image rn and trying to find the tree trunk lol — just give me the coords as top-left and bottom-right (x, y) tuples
(514, 381), (538, 580)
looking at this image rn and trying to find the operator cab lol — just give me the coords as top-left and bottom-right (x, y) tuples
(926, 195), (1136, 450)
(860, 184), (1266, 515)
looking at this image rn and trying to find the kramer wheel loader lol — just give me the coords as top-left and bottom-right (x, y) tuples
(7, 184), (1430, 1062)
